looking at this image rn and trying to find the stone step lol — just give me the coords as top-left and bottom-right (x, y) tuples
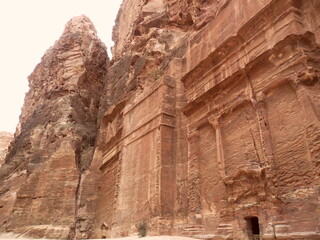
(216, 224), (233, 235)
(182, 225), (205, 236)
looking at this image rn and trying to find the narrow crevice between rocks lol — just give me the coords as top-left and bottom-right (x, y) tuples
(70, 141), (85, 239)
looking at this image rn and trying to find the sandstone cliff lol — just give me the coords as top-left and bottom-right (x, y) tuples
(1, 0), (320, 239)
(0, 132), (13, 167)
(0, 15), (108, 238)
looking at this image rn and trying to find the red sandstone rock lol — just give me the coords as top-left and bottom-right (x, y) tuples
(0, 132), (13, 167)
(0, 15), (108, 238)
(1, 1), (320, 240)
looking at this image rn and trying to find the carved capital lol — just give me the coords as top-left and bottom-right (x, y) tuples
(187, 129), (199, 141)
(293, 69), (319, 87)
(208, 116), (220, 128)
(256, 92), (266, 102)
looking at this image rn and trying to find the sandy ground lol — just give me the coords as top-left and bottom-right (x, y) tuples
(0, 236), (200, 240)
(0, 232), (200, 240)
(0, 230), (201, 240)
(0, 237), (199, 240)
(102, 237), (199, 240)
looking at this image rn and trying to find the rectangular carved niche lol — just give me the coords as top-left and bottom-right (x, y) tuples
(96, 153), (120, 235)
(220, 101), (263, 176)
(115, 129), (160, 225)
(197, 124), (221, 217)
(265, 81), (315, 196)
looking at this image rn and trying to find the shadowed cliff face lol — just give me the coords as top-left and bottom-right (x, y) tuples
(0, 15), (108, 238)
(1, 0), (320, 239)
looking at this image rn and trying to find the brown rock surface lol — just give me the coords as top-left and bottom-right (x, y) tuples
(1, 1), (320, 240)
(0, 132), (13, 167)
(0, 15), (108, 238)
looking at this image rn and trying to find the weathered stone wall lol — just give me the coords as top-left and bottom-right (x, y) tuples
(94, 0), (320, 239)
(0, 0), (319, 239)
(182, 0), (320, 239)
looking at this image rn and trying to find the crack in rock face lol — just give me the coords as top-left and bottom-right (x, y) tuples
(1, 1), (320, 239)
(0, 132), (13, 168)
(0, 15), (108, 239)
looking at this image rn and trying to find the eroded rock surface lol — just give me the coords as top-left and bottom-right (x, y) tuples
(0, 132), (13, 167)
(1, 0), (320, 240)
(0, 15), (108, 238)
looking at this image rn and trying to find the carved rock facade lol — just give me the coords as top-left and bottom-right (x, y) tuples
(0, 0), (320, 239)
(181, 0), (320, 239)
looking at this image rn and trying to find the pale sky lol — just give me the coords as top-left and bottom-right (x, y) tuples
(0, 0), (123, 133)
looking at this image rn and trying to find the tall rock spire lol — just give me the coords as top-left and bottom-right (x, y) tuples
(0, 15), (108, 238)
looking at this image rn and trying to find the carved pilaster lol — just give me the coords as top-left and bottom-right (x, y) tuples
(252, 92), (275, 169)
(208, 116), (226, 179)
(291, 71), (320, 169)
(111, 151), (122, 228)
(291, 70), (319, 122)
(187, 129), (202, 220)
(245, 70), (273, 169)
(242, 74), (274, 203)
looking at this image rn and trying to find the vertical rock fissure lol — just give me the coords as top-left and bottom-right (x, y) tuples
(72, 126), (100, 238)
(0, 15), (109, 239)
(1, 1), (320, 239)
(73, 144), (83, 239)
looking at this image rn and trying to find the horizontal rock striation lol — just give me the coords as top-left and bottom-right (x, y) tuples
(0, 15), (108, 238)
(0, 0), (320, 239)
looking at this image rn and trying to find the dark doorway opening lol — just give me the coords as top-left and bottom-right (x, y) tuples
(250, 217), (260, 235)
(246, 216), (260, 240)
